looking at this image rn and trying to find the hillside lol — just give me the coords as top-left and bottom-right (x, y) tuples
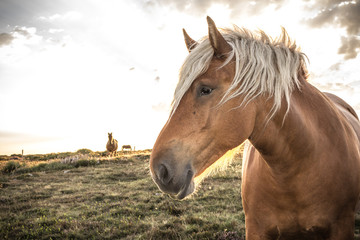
(0, 150), (246, 239)
(1, 150), (359, 239)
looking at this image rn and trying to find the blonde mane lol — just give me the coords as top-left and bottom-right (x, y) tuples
(171, 26), (308, 119)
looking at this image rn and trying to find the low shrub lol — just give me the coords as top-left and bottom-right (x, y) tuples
(76, 149), (93, 155)
(74, 159), (98, 168)
(0, 155), (9, 161)
(2, 161), (21, 173)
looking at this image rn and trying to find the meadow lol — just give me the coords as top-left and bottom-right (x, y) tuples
(0, 150), (359, 239)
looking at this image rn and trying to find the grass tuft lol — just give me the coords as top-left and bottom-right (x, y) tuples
(76, 148), (93, 155)
(2, 161), (21, 173)
(73, 159), (98, 168)
(217, 230), (244, 240)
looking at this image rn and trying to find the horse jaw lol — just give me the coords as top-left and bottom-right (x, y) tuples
(175, 178), (195, 200)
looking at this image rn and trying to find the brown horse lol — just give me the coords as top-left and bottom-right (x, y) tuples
(149, 17), (360, 239)
(121, 145), (132, 151)
(106, 132), (118, 156)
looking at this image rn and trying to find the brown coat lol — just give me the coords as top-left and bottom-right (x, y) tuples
(106, 133), (118, 155)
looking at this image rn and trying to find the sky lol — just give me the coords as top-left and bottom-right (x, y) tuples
(0, 0), (359, 155)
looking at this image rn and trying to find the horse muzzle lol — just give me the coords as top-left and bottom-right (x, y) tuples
(151, 161), (195, 200)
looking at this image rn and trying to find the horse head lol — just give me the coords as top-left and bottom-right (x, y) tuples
(149, 17), (258, 199)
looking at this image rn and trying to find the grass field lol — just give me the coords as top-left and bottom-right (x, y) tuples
(1, 150), (360, 239)
(0, 150), (245, 239)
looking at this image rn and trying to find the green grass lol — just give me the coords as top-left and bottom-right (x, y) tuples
(1, 151), (360, 239)
(0, 153), (245, 239)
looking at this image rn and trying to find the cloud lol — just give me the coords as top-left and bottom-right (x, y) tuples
(14, 27), (32, 37)
(338, 35), (360, 59)
(312, 79), (360, 117)
(307, 0), (360, 59)
(348, 80), (360, 87)
(139, 0), (286, 17)
(49, 28), (64, 34)
(38, 11), (83, 22)
(314, 82), (355, 93)
(0, 33), (14, 46)
(0, 26), (41, 49)
(0, 0), (63, 30)
(329, 62), (341, 71)
(142, 0), (360, 60)
(0, 27), (30, 48)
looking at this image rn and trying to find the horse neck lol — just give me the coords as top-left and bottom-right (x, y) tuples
(248, 82), (330, 174)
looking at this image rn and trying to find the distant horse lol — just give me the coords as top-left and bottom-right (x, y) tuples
(149, 17), (360, 239)
(106, 132), (118, 156)
(121, 145), (132, 152)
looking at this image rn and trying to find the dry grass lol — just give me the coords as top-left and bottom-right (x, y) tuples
(1, 150), (359, 239)
(0, 150), (245, 239)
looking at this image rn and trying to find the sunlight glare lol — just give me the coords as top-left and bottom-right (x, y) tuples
(194, 144), (244, 185)
(206, 4), (231, 27)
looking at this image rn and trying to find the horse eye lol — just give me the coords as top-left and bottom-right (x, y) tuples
(199, 86), (213, 96)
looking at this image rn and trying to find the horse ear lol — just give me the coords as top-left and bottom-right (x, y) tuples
(207, 16), (232, 58)
(183, 28), (198, 52)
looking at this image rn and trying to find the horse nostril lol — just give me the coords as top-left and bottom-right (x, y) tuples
(158, 164), (171, 185)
